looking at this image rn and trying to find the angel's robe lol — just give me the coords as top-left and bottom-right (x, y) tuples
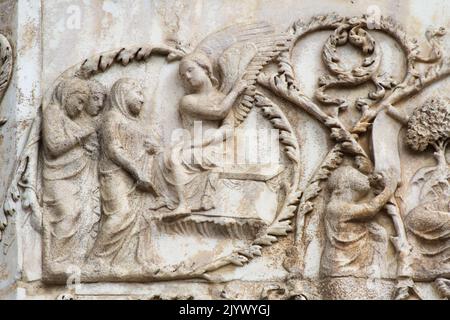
(162, 91), (233, 210)
(42, 103), (97, 263)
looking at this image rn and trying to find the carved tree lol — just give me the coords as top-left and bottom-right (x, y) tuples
(257, 14), (450, 296)
(403, 98), (450, 300)
(406, 97), (450, 167)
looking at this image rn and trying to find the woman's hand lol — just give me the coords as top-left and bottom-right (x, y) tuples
(370, 168), (398, 195)
(234, 78), (251, 95)
(79, 121), (96, 138)
(144, 138), (162, 155)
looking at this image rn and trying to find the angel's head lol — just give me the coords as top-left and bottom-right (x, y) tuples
(179, 52), (219, 93)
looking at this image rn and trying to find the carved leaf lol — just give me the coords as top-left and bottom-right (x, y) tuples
(0, 34), (13, 125)
(405, 97), (450, 152)
(77, 45), (184, 78)
(301, 181), (322, 202)
(253, 234), (278, 246)
(219, 42), (257, 94)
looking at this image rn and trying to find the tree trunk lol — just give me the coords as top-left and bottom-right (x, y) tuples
(433, 141), (448, 168)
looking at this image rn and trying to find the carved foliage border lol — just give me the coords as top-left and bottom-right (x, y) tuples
(0, 33), (13, 242)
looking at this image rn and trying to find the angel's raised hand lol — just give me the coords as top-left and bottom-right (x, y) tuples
(234, 78), (251, 94)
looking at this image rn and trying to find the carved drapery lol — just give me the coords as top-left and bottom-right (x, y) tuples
(1, 12), (449, 299)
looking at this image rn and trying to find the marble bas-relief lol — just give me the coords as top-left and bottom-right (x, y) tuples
(0, 33), (12, 127)
(1, 2), (450, 299)
(37, 21), (296, 282)
(398, 97), (450, 296)
(0, 33), (13, 247)
(42, 78), (97, 266)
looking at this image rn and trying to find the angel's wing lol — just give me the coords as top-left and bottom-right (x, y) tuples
(194, 22), (290, 126)
(0, 34), (13, 126)
(218, 42), (258, 94)
(226, 33), (291, 126)
(196, 22), (274, 64)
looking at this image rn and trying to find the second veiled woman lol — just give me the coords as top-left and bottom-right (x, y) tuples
(90, 78), (164, 267)
(43, 78), (97, 265)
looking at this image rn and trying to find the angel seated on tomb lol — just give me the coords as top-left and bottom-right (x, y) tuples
(160, 22), (282, 219)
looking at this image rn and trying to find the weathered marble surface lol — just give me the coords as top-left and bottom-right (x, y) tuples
(0, 0), (450, 300)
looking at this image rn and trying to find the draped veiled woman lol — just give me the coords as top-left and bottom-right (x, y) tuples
(43, 78), (96, 264)
(321, 166), (397, 278)
(90, 78), (162, 266)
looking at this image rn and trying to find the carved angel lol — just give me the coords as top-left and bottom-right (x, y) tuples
(162, 22), (286, 217)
